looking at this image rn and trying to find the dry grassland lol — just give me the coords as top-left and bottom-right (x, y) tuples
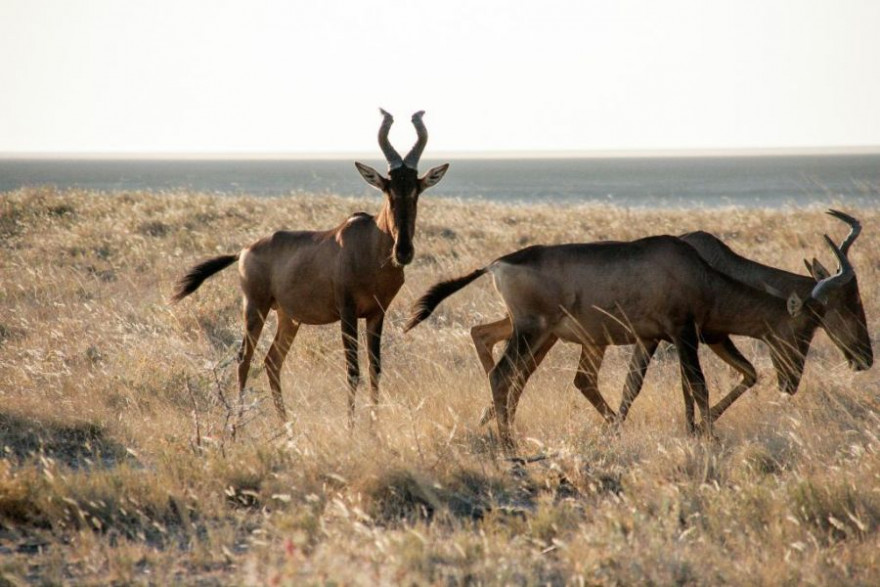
(1, 186), (879, 585)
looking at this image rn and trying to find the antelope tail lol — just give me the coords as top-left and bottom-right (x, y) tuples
(171, 254), (240, 302)
(404, 267), (488, 332)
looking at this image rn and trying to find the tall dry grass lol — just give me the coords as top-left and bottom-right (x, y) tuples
(1, 186), (879, 584)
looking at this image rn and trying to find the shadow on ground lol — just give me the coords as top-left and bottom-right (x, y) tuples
(0, 412), (132, 469)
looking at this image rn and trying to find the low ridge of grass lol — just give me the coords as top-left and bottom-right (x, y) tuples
(1, 187), (878, 584)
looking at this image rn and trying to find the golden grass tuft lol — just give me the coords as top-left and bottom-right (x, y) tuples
(1, 186), (879, 584)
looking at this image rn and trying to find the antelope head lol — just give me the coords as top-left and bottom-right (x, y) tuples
(776, 233), (861, 393)
(355, 109), (449, 267)
(802, 210), (872, 371)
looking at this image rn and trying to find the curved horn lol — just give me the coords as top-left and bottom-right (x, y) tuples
(810, 234), (855, 304)
(378, 108), (403, 169)
(826, 209), (861, 257)
(402, 110), (427, 169)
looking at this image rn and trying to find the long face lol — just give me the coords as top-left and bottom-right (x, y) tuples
(355, 162), (449, 267)
(385, 166), (420, 266)
(777, 230), (872, 395)
(819, 276), (873, 370)
(809, 209), (874, 371)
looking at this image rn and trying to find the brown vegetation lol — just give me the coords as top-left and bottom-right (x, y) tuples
(1, 186), (879, 584)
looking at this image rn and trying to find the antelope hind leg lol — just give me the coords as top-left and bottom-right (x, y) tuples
(264, 310), (300, 422)
(480, 333), (556, 426)
(234, 300), (268, 435)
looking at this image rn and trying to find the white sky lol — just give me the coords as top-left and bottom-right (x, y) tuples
(1, 0), (879, 155)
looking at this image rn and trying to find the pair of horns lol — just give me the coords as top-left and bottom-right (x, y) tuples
(810, 232), (855, 304)
(377, 109), (427, 170)
(809, 209), (861, 302)
(826, 208), (861, 257)
(802, 209), (861, 299)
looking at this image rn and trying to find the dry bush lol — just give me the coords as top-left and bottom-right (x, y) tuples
(1, 186), (879, 584)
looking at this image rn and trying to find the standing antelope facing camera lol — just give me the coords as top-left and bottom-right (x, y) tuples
(405, 235), (852, 449)
(172, 109), (448, 426)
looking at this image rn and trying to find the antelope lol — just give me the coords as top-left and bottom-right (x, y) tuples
(471, 210), (871, 427)
(172, 109), (448, 425)
(404, 235), (853, 448)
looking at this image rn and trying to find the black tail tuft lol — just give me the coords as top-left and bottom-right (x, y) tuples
(404, 268), (487, 332)
(171, 254), (239, 302)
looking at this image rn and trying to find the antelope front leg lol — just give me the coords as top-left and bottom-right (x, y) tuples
(340, 304), (360, 429)
(573, 343), (615, 423)
(616, 340), (658, 424)
(703, 338), (757, 427)
(675, 323), (712, 438)
(366, 312), (385, 422)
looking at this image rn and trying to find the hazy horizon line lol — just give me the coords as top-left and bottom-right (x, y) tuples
(2, 145), (880, 161)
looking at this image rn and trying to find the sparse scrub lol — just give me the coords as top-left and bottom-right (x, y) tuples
(0, 186), (878, 584)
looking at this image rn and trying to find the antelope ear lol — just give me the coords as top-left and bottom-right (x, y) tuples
(811, 257), (831, 281)
(355, 162), (387, 191)
(419, 163), (449, 190)
(803, 257), (831, 281)
(787, 292), (803, 317)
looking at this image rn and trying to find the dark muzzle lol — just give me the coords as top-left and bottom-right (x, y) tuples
(850, 351), (873, 371)
(393, 241), (415, 266)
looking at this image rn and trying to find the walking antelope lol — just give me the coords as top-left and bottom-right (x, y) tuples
(470, 210), (871, 427)
(618, 210), (871, 425)
(405, 235), (853, 448)
(172, 110), (448, 425)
